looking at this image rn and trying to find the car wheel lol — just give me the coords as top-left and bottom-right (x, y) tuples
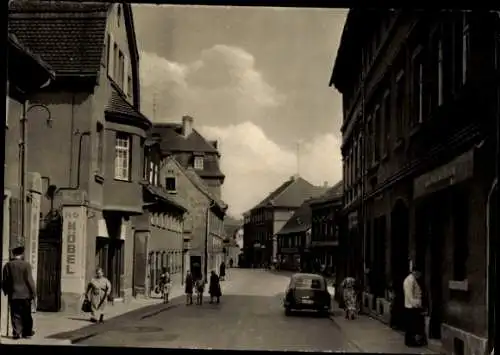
(285, 308), (292, 316)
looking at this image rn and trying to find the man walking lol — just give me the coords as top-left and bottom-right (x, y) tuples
(403, 268), (425, 347)
(1, 246), (36, 339)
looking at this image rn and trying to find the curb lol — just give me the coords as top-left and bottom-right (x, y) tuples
(327, 314), (364, 352)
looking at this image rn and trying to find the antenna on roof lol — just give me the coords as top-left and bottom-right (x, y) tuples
(296, 140), (302, 177)
(153, 93), (157, 121)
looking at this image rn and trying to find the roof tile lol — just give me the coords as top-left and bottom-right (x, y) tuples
(105, 88), (151, 126)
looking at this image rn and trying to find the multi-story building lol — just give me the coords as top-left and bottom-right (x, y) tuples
(2, 32), (55, 338)
(243, 175), (328, 267)
(152, 116), (225, 198)
(330, 9), (499, 355)
(131, 138), (188, 297)
(309, 181), (343, 281)
(161, 156), (227, 280)
(8, 2), (151, 312)
(276, 199), (314, 271)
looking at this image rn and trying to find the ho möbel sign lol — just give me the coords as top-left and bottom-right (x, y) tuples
(64, 210), (80, 275)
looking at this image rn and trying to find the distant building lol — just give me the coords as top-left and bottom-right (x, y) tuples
(152, 116), (225, 199)
(8, 2), (150, 313)
(330, 9), (499, 355)
(243, 175), (328, 267)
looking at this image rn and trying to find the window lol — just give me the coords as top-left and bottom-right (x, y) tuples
(127, 75), (132, 98)
(117, 4), (121, 27)
(411, 48), (424, 125)
(374, 106), (381, 160)
(118, 51), (125, 89)
(461, 14), (470, 85)
(114, 133), (131, 181)
(194, 156), (204, 170)
(165, 177), (176, 192)
(113, 43), (118, 79)
(395, 71), (405, 138)
(382, 91), (390, 155)
(96, 123), (104, 173)
(438, 39), (444, 106)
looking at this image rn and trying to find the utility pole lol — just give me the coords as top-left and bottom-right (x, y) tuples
(152, 93), (157, 121)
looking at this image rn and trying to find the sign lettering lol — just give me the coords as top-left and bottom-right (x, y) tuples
(65, 214), (79, 274)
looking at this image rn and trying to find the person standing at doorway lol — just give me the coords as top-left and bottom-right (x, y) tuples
(219, 261), (226, 281)
(184, 270), (194, 305)
(209, 271), (222, 304)
(1, 246), (36, 339)
(85, 267), (111, 323)
(403, 268), (424, 347)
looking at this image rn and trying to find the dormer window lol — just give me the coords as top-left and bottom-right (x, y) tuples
(194, 156), (204, 170)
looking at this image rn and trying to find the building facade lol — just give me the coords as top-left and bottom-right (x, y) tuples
(276, 200), (313, 271)
(152, 116), (225, 199)
(243, 175), (328, 267)
(309, 181), (343, 282)
(131, 139), (188, 297)
(161, 157), (227, 280)
(2, 32), (55, 338)
(8, 2), (150, 312)
(331, 10), (499, 355)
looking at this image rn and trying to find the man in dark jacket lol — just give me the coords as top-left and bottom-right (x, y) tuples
(1, 246), (36, 339)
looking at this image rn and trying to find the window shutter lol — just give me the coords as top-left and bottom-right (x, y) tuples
(107, 33), (114, 78)
(123, 54), (129, 96)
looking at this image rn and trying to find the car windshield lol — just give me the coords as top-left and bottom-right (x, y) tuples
(293, 277), (325, 290)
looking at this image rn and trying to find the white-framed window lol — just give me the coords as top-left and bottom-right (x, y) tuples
(114, 132), (131, 181)
(438, 39), (444, 106)
(194, 156), (204, 170)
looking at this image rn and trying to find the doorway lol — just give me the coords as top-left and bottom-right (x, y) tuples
(95, 237), (123, 299)
(390, 199), (410, 330)
(36, 216), (62, 312)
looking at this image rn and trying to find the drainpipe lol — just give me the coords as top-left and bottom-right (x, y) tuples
(204, 200), (216, 283)
(486, 178), (497, 353)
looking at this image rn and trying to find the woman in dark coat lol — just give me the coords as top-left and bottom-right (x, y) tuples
(209, 271), (222, 304)
(184, 270), (194, 305)
(219, 262), (226, 281)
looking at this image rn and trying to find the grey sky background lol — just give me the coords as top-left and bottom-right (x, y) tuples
(132, 5), (347, 216)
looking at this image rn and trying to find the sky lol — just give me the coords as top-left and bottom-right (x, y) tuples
(132, 5), (347, 217)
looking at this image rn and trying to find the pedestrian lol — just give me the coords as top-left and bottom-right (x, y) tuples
(1, 246), (36, 339)
(209, 271), (222, 304)
(340, 276), (357, 320)
(219, 261), (226, 281)
(85, 267), (111, 323)
(229, 258), (234, 268)
(403, 268), (425, 347)
(185, 270), (194, 305)
(195, 276), (205, 305)
(159, 267), (172, 304)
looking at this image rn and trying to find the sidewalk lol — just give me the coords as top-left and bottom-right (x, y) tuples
(329, 302), (438, 354)
(0, 282), (186, 345)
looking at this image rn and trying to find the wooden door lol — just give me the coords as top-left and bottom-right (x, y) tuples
(37, 238), (61, 312)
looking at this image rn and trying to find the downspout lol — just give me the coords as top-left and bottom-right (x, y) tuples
(486, 178), (497, 353)
(205, 200), (216, 283)
(56, 130), (91, 194)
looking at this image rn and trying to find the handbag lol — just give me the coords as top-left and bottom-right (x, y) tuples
(81, 298), (92, 313)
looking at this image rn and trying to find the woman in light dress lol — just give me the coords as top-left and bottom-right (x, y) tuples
(85, 267), (112, 323)
(340, 276), (358, 320)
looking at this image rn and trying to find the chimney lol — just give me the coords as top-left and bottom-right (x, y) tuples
(323, 181), (328, 188)
(211, 140), (218, 150)
(182, 115), (193, 137)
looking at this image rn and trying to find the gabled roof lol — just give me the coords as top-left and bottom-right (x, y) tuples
(152, 123), (225, 179)
(310, 180), (343, 206)
(8, 1), (110, 76)
(165, 156), (228, 212)
(253, 176), (329, 210)
(277, 199), (314, 236)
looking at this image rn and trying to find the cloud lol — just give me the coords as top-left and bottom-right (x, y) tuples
(199, 122), (342, 217)
(140, 46), (341, 217)
(140, 45), (284, 124)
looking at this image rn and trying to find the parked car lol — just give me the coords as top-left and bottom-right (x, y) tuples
(283, 273), (331, 317)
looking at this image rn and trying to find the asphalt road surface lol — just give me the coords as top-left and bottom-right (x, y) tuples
(71, 269), (358, 351)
